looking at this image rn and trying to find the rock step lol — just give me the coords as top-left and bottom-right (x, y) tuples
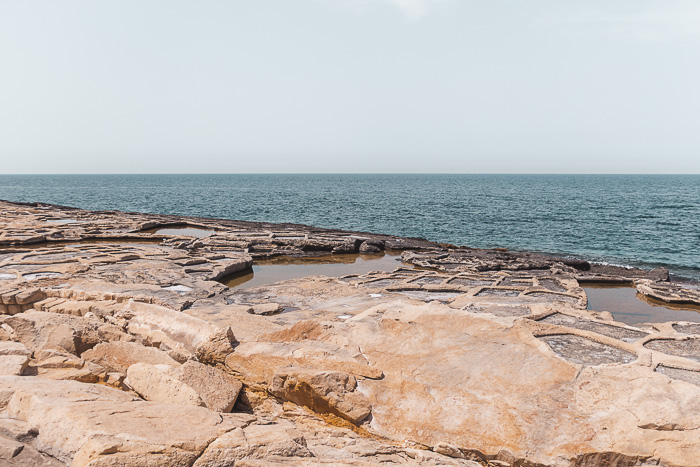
(0, 288), (46, 315)
(32, 298), (120, 317)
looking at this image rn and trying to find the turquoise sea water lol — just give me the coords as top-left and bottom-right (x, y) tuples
(0, 174), (698, 280)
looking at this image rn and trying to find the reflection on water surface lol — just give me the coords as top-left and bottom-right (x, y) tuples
(223, 252), (406, 289)
(584, 284), (700, 325)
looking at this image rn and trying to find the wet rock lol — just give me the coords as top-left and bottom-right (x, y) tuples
(332, 238), (361, 254)
(270, 367), (372, 425)
(359, 240), (384, 254)
(169, 360), (242, 412)
(636, 280), (700, 306)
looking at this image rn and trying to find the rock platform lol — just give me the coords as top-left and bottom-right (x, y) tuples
(0, 199), (699, 466)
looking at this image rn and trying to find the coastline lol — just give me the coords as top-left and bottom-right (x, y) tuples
(1, 198), (689, 286)
(1, 198), (700, 466)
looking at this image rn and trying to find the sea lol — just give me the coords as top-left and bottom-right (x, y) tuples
(0, 174), (698, 281)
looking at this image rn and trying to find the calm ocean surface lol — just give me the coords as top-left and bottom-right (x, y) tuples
(1, 174), (698, 280)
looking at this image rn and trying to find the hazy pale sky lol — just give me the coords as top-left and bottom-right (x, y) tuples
(1, 0), (699, 174)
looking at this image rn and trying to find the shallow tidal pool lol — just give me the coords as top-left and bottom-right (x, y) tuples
(584, 283), (700, 325)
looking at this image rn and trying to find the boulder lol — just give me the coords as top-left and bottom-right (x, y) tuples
(331, 238), (361, 254)
(0, 356), (29, 376)
(270, 367), (372, 425)
(81, 341), (179, 373)
(359, 239), (385, 253)
(126, 362), (204, 407)
(169, 360), (242, 412)
(195, 327), (237, 365)
(0, 311), (103, 355)
(249, 303), (282, 316)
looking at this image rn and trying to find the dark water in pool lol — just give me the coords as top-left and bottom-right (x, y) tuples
(1, 174), (698, 280)
(585, 284), (700, 325)
(223, 253), (405, 289)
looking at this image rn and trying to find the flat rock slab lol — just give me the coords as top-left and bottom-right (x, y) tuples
(540, 334), (638, 366)
(82, 341), (179, 372)
(539, 313), (648, 342)
(126, 362), (205, 407)
(644, 338), (700, 362)
(655, 364), (700, 386)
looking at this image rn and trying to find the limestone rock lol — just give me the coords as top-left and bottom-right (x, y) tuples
(0, 341), (31, 358)
(270, 367), (372, 425)
(433, 441), (465, 459)
(0, 311), (103, 355)
(125, 301), (220, 352)
(82, 341), (179, 373)
(0, 436), (23, 459)
(0, 375), (242, 465)
(249, 303), (283, 315)
(0, 356), (29, 376)
(126, 362), (205, 407)
(193, 421), (312, 466)
(169, 360), (242, 412)
(331, 238), (361, 254)
(359, 239), (385, 253)
(195, 327), (237, 365)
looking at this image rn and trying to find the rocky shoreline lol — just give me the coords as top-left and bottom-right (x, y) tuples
(1, 199), (699, 466)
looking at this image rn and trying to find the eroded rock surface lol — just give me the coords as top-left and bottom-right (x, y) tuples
(0, 199), (699, 466)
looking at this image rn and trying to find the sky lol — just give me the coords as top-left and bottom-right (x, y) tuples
(0, 0), (699, 174)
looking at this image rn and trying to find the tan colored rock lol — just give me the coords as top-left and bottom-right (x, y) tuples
(81, 341), (179, 373)
(195, 327), (237, 365)
(250, 303), (283, 315)
(169, 360), (242, 412)
(0, 341), (31, 358)
(125, 301), (220, 352)
(0, 375), (242, 465)
(270, 367), (371, 425)
(193, 421), (312, 466)
(185, 304), (284, 342)
(0, 436), (24, 459)
(433, 441), (465, 459)
(0, 356), (29, 376)
(0, 417), (35, 443)
(96, 323), (134, 343)
(126, 362), (205, 407)
(0, 311), (103, 355)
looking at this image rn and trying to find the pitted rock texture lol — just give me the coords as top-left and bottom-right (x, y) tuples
(644, 338), (700, 362)
(540, 334), (638, 366)
(539, 313), (648, 342)
(0, 199), (699, 466)
(655, 364), (700, 386)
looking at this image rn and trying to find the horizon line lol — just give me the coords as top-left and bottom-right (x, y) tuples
(1, 172), (699, 176)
